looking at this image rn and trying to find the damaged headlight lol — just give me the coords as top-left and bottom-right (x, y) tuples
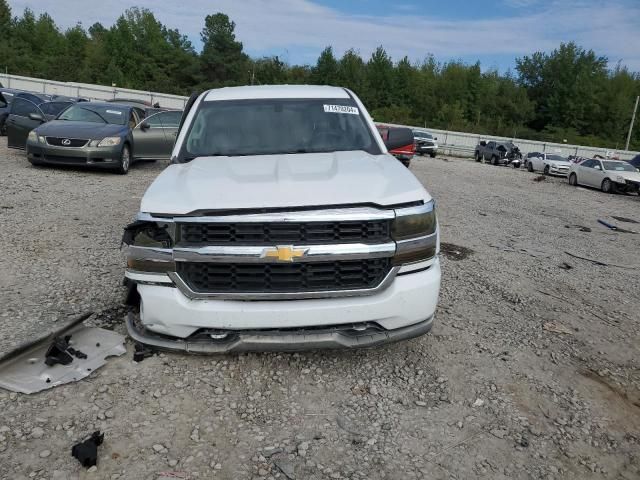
(392, 201), (437, 265)
(122, 220), (174, 273)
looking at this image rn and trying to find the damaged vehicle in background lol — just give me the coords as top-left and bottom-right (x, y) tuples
(123, 85), (441, 353)
(375, 124), (415, 167)
(568, 158), (640, 194)
(412, 130), (438, 158)
(474, 140), (522, 168)
(525, 152), (571, 176)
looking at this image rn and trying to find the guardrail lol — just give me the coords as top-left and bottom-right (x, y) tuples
(0, 73), (189, 109)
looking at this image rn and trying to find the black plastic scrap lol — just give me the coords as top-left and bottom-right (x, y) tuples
(44, 335), (88, 366)
(44, 337), (74, 366)
(71, 431), (104, 468)
(133, 342), (155, 362)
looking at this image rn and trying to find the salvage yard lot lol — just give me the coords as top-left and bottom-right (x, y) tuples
(0, 137), (639, 479)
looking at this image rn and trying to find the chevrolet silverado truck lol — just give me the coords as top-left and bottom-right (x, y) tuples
(122, 85), (440, 353)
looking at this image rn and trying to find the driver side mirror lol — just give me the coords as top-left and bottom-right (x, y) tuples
(140, 122), (151, 131)
(28, 113), (44, 122)
(383, 127), (414, 151)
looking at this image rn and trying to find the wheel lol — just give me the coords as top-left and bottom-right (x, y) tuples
(491, 155), (498, 165)
(568, 173), (577, 186)
(513, 163), (520, 169)
(475, 151), (481, 162)
(543, 165), (550, 175)
(429, 152), (436, 158)
(117, 144), (131, 175)
(601, 178), (613, 193)
(527, 161), (534, 172)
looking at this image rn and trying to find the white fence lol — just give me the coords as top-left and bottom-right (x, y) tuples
(403, 126), (639, 161)
(0, 73), (189, 109)
(2, 72), (638, 160)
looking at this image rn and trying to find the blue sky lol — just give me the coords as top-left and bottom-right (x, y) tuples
(8, 0), (640, 72)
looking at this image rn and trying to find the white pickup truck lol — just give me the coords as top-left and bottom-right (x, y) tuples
(122, 85), (441, 353)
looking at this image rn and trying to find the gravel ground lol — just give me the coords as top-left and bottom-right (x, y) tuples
(0, 138), (639, 480)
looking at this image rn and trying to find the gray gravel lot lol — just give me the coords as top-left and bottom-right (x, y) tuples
(0, 138), (639, 480)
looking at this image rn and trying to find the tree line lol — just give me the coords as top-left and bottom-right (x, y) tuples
(1, 1), (639, 150)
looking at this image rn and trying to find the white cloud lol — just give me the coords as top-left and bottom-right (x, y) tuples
(6, 0), (640, 70)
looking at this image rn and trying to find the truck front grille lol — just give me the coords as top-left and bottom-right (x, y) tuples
(178, 220), (390, 246)
(176, 258), (391, 294)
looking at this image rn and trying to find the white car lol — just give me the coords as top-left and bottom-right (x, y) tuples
(122, 85), (441, 353)
(526, 152), (571, 176)
(568, 158), (640, 194)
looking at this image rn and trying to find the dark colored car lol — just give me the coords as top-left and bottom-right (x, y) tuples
(629, 154), (640, 169)
(5, 97), (74, 147)
(1, 90), (55, 136)
(376, 124), (415, 167)
(25, 102), (182, 174)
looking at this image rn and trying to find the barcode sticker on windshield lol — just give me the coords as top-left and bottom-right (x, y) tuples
(323, 104), (359, 115)
(106, 110), (123, 115)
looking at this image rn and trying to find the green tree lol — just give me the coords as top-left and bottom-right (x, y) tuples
(312, 46), (339, 85)
(200, 13), (249, 87)
(365, 46), (393, 110)
(337, 49), (365, 96)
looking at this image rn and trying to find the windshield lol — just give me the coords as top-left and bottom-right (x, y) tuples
(547, 154), (566, 161)
(181, 98), (380, 159)
(603, 161), (636, 172)
(57, 104), (127, 125)
(414, 131), (432, 140)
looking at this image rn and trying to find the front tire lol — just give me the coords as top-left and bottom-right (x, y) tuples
(601, 178), (613, 194)
(117, 144), (131, 175)
(543, 165), (550, 175)
(430, 152), (436, 158)
(527, 161), (534, 172)
(491, 155), (498, 165)
(475, 151), (481, 162)
(568, 173), (577, 186)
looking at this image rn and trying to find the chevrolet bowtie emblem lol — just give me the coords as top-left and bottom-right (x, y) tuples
(263, 245), (309, 262)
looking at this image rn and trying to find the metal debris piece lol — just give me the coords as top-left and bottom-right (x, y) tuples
(543, 322), (574, 335)
(0, 325), (126, 394)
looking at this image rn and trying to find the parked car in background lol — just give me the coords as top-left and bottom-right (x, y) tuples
(475, 140), (522, 167)
(1, 90), (57, 136)
(5, 97), (73, 148)
(412, 130), (438, 157)
(376, 124), (415, 167)
(25, 103), (182, 173)
(629, 154), (640, 169)
(526, 152), (571, 176)
(568, 158), (640, 194)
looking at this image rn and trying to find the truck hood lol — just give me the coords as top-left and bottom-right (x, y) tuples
(141, 151), (430, 215)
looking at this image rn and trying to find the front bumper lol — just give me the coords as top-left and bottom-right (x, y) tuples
(548, 166), (570, 176)
(26, 141), (122, 168)
(128, 258), (441, 352)
(126, 312), (434, 353)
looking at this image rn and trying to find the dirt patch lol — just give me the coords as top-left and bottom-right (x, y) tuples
(440, 242), (474, 261)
